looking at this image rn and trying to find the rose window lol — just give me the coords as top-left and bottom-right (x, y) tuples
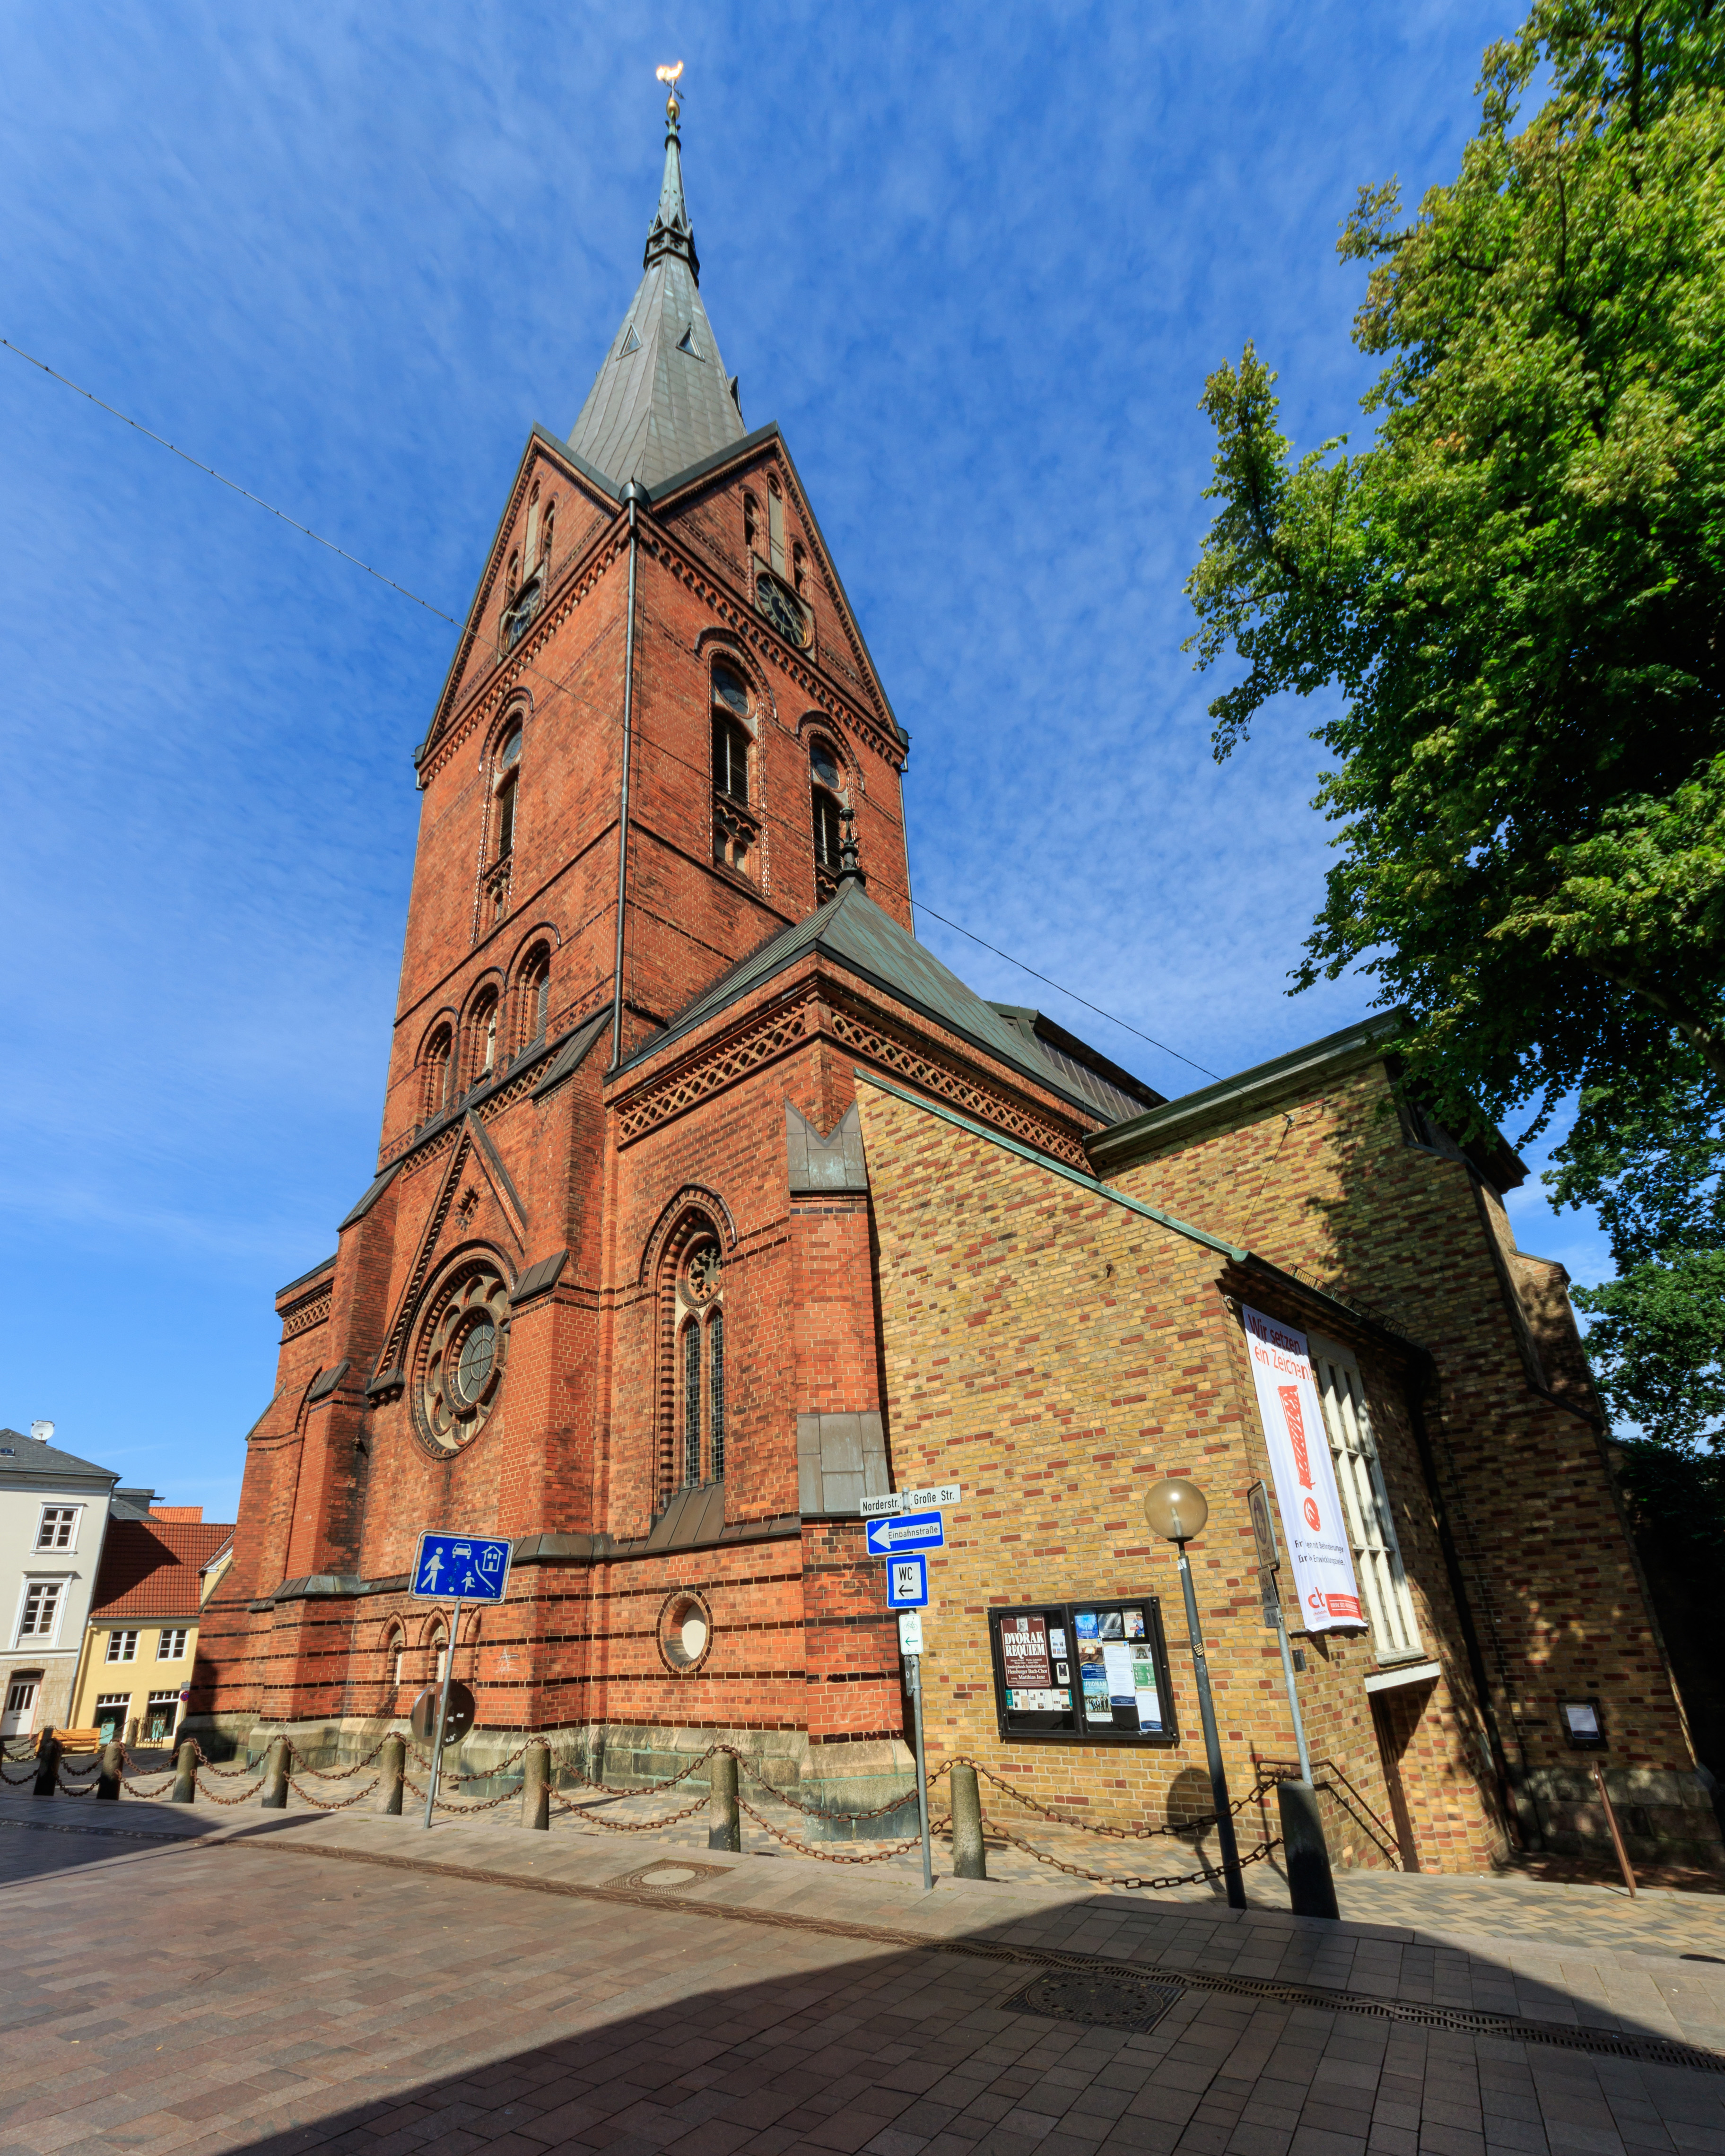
(686, 1243), (722, 1304)
(414, 1261), (509, 1453)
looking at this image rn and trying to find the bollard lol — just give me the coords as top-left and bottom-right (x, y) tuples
(950, 1763), (986, 1879)
(96, 1741), (123, 1802)
(521, 1740), (550, 1830)
(126, 1717), (141, 1752)
(171, 1741), (197, 1804)
(376, 1733), (405, 1816)
(260, 1735), (290, 1809)
(708, 1750), (741, 1853)
(33, 1732), (60, 1799)
(1278, 1779), (1339, 1920)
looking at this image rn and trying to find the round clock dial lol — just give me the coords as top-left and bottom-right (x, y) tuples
(755, 575), (808, 647)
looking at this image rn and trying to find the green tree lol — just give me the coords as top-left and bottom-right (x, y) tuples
(1185, 0), (1725, 1140)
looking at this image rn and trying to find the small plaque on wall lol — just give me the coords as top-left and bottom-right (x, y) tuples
(987, 1597), (1178, 1747)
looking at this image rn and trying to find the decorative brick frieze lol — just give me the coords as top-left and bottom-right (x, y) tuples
(279, 1289), (331, 1344)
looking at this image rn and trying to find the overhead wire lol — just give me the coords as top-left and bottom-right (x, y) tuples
(8, 330), (1216, 1082)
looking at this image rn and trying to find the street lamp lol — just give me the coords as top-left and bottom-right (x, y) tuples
(1143, 1477), (1246, 1910)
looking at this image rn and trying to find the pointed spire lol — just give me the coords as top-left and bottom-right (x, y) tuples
(645, 66), (699, 283)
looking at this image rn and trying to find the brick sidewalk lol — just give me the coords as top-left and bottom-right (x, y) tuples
(2, 1791), (1725, 2154)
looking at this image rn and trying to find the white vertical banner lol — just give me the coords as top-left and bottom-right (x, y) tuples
(1241, 1305), (1364, 1633)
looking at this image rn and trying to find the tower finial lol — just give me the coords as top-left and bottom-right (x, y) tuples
(645, 62), (698, 281)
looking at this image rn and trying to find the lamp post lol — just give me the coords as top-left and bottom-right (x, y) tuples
(1144, 1477), (1246, 1910)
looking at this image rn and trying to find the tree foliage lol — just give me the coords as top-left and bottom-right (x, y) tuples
(1185, 0), (1725, 1143)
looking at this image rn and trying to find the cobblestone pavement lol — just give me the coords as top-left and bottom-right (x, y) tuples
(2, 1787), (1725, 2154)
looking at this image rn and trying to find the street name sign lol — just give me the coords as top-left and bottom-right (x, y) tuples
(860, 1485), (960, 1519)
(864, 1511), (945, 1556)
(411, 1531), (512, 1603)
(886, 1555), (929, 1608)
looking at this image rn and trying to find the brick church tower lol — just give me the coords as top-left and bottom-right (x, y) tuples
(192, 85), (1158, 1797)
(195, 87), (1714, 1879)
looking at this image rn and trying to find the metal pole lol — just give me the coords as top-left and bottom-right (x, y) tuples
(422, 1597), (462, 1831)
(609, 487), (641, 1069)
(1593, 1762), (1638, 1897)
(1176, 1542), (1246, 1909)
(1272, 1602), (1312, 1783)
(906, 1654), (933, 1893)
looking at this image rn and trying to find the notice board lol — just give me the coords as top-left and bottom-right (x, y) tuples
(986, 1596), (1177, 1747)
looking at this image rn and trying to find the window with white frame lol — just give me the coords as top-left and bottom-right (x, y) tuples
(105, 1629), (140, 1663)
(1310, 1340), (1423, 1662)
(35, 1505), (80, 1551)
(17, 1581), (63, 1643)
(157, 1628), (189, 1661)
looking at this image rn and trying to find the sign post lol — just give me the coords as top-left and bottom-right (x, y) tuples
(1248, 1480), (1311, 1782)
(898, 1610), (933, 1894)
(409, 1530), (513, 1830)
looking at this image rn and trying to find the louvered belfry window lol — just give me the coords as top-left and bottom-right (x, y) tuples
(1311, 1344), (1422, 1660)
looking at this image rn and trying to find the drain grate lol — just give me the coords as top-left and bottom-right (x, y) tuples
(1006, 1970), (1184, 2034)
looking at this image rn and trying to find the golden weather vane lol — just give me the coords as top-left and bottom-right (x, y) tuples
(655, 61), (684, 122)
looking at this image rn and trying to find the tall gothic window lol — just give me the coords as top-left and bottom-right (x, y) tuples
(466, 990), (498, 1088)
(421, 1024), (453, 1120)
(516, 946), (551, 1050)
(766, 478), (786, 574)
(810, 735), (844, 899)
(743, 491), (759, 555)
(493, 725), (522, 861)
(710, 662), (757, 879)
(792, 541), (808, 596)
(666, 1223), (726, 1499)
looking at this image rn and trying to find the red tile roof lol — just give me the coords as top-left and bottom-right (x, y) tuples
(148, 1505), (203, 1522)
(89, 1519), (236, 1624)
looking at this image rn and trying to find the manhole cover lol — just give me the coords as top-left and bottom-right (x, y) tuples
(1006, 1970), (1184, 2034)
(610, 1861), (733, 1893)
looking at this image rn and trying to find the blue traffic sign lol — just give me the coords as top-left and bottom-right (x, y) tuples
(886, 1555), (928, 1608)
(411, 1530), (512, 1603)
(865, 1510), (945, 1556)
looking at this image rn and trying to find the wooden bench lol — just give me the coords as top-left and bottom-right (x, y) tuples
(37, 1727), (104, 1754)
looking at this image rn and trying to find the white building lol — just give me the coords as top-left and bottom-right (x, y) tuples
(0, 1425), (131, 1739)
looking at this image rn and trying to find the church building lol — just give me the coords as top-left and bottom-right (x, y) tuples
(192, 89), (1721, 1878)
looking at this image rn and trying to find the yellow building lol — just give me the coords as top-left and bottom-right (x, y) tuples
(70, 1508), (233, 1748)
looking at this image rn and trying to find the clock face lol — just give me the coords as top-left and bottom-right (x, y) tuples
(756, 574), (808, 647)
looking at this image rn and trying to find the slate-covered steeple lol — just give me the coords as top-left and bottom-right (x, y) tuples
(566, 78), (747, 493)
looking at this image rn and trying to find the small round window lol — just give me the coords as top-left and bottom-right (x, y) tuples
(810, 738), (841, 790)
(658, 1589), (714, 1674)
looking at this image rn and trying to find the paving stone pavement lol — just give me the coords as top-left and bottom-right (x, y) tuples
(2, 1787), (1724, 2155)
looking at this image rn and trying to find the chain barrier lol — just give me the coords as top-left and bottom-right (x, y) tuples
(737, 1758), (927, 1822)
(401, 1774), (526, 1817)
(57, 1756), (100, 1777)
(403, 1741), (532, 1788)
(55, 1768), (94, 1794)
(735, 1792), (949, 1863)
(985, 1818), (1284, 1893)
(281, 1736), (391, 1780)
(194, 1770), (268, 1805)
(0, 1764), (38, 1786)
(187, 1740), (258, 1778)
(289, 1775), (383, 1812)
(547, 1785), (714, 1831)
(943, 1756), (1277, 1842)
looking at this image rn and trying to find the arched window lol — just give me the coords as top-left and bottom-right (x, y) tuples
(743, 491), (759, 555)
(540, 497), (556, 567)
(506, 548), (520, 598)
(710, 663), (756, 879)
(516, 946), (551, 1050)
(663, 1219), (727, 1501)
(493, 725), (522, 861)
(766, 479), (786, 575)
(810, 736), (845, 897)
(387, 1625), (406, 1688)
(429, 1622), (448, 1685)
(792, 541), (808, 597)
(467, 990), (499, 1088)
(421, 1025), (453, 1120)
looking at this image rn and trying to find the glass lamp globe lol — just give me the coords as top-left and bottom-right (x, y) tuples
(1142, 1477), (1209, 1543)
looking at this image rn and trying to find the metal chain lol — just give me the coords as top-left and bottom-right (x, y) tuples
(0, 1764), (38, 1785)
(57, 1756), (100, 1776)
(735, 1793), (950, 1863)
(738, 1759), (925, 1821)
(194, 1770), (268, 1805)
(949, 1756), (1279, 1842)
(547, 1784), (714, 1830)
(401, 1774), (525, 1816)
(289, 1775), (382, 1812)
(188, 1741), (258, 1778)
(986, 1818), (1284, 1892)
(55, 1769), (94, 1793)
(282, 1737), (390, 1779)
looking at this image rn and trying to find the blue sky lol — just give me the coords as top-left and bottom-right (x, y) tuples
(0, 0), (1603, 1511)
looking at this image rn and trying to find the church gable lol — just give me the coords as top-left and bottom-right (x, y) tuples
(419, 435), (615, 770)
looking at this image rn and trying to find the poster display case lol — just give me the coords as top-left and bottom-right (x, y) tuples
(986, 1596), (1178, 1747)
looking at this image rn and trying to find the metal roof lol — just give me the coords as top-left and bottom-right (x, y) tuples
(566, 109), (747, 493)
(617, 882), (1148, 1126)
(0, 1428), (120, 1486)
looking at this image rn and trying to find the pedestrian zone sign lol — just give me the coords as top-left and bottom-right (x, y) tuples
(886, 1555), (928, 1608)
(411, 1530), (512, 1603)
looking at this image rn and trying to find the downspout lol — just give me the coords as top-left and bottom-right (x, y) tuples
(610, 481), (645, 1069)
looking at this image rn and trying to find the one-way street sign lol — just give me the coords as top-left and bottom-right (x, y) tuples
(411, 1530), (512, 1603)
(864, 1510), (945, 1556)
